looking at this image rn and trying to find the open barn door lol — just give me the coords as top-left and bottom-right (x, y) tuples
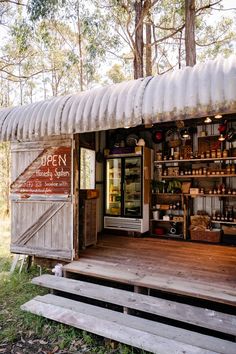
(10, 137), (74, 260)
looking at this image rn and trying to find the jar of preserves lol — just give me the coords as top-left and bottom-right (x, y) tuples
(217, 149), (222, 158)
(156, 152), (162, 161)
(226, 165), (231, 174)
(211, 150), (216, 158)
(174, 151), (180, 160)
(206, 151), (210, 158)
(223, 149), (228, 158)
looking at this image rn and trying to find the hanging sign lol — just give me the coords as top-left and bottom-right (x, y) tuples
(11, 146), (71, 196)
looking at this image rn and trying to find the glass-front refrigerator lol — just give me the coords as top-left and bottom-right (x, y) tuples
(124, 157), (142, 217)
(104, 149), (150, 233)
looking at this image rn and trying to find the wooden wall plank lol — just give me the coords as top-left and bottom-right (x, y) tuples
(14, 203), (65, 245)
(73, 134), (79, 259)
(10, 137), (73, 260)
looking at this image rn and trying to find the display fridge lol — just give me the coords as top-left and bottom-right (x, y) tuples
(104, 147), (151, 233)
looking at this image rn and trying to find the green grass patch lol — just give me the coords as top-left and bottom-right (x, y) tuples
(0, 219), (146, 353)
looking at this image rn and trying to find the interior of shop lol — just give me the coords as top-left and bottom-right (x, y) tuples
(78, 114), (236, 249)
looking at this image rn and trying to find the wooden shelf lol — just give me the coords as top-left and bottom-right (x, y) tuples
(152, 193), (183, 196)
(211, 220), (236, 225)
(161, 174), (236, 179)
(152, 193), (236, 197)
(154, 157), (236, 164)
(150, 219), (184, 223)
(187, 194), (236, 198)
(150, 233), (184, 239)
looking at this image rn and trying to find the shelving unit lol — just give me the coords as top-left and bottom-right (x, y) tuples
(150, 191), (186, 239)
(161, 174), (236, 178)
(154, 157), (236, 164)
(152, 147), (236, 241)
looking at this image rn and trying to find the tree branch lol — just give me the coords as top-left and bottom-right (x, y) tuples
(195, 0), (221, 15)
(151, 24), (185, 46)
(1, 68), (55, 81)
(0, 0), (27, 6)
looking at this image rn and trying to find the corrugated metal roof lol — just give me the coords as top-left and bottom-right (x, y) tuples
(0, 55), (236, 141)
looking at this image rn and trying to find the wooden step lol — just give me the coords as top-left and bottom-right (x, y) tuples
(32, 274), (236, 336)
(63, 259), (236, 306)
(21, 294), (236, 354)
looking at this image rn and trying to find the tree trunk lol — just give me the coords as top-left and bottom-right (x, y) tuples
(77, 3), (84, 91)
(145, 10), (152, 76)
(185, 0), (196, 66)
(134, 0), (144, 79)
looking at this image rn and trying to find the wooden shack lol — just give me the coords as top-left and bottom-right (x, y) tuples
(1, 56), (236, 353)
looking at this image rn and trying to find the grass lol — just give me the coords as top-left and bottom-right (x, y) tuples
(0, 218), (146, 354)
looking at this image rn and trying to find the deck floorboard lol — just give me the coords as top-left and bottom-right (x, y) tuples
(64, 235), (236, 306)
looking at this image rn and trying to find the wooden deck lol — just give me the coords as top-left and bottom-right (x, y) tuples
(64, 235), (236, 306)
(24, 236), (236, 353)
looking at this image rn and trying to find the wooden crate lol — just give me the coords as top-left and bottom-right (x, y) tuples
(190, 229), (221, 243)
(222, 225), (236, 235)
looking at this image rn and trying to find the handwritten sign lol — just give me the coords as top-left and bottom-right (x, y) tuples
(11, 146), (71, 195)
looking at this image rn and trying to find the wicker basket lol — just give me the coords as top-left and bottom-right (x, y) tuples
(190, 229), (221, 243)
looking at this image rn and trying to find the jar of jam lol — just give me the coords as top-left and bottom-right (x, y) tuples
(217, 149), (222, 158)
(223, 149), (228, 158)
(211, 150), (216, 159)
(206, 151), (210, 158)
(174, 151), (180, 160)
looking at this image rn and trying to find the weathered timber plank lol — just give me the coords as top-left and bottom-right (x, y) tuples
(73, 134), (79, 259)
(21, 296), (218, 354)
(80, 246), (236, 274)
(11, 137), (71, 151)
(99, 235), (236, 255)
(63, 260), (236, 306)
(87, 240), (236, 262)
(32, 274), (236, 336)
(10, 245), (71, 260)
(14, 203), (65, 245)
(21, 294), (236, 354)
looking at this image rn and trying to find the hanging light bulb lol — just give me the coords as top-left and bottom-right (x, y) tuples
(182, 129), (190, 139)
(218, 134), (225, 141)
(204, 117), (212, 124)
(215, 114), (222, 119)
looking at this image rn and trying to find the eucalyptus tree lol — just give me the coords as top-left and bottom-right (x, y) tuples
(28, 0), (121, 91)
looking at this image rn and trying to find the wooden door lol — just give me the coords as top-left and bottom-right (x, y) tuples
(10, 137), (74, 260)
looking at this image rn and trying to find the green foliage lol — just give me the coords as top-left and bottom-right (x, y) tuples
(11, 20), (34, 54)
(107, 64), (126, 83)
(167, 179), (182, 193)
(29, 0), (65, 21)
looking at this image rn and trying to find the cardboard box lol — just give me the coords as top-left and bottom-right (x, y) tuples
(190, 188), (199, 195)
(167, 167), (179, 176)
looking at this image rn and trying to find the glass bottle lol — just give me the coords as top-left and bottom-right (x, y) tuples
(225, 207), (229, 221)
(212, 209), (216, 221)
